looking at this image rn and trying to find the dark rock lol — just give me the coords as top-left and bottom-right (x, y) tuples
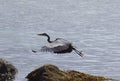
(0, 58), (18, 81)
(26, 64), (117, 81)
(26, 64), (68, 81)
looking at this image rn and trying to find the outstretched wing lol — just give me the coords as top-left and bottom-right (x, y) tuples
(40, 38), (72, 53)
(40, 43), (70, 53)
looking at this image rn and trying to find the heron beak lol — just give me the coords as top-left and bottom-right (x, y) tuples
(37, 34), (43, 36)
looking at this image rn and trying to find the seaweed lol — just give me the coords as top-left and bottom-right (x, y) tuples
(26, 64), (117, 81)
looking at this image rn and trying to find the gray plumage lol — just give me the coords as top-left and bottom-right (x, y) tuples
(32, 33), (83, 57)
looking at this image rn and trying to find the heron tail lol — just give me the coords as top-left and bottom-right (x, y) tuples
(72, 48), (83, 57)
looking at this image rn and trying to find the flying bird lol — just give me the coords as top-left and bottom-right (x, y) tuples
(32, 33), (83, 57)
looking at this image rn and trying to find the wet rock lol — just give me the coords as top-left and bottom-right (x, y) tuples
(26, 64), (116, 81)
(0, 58), (18, 81)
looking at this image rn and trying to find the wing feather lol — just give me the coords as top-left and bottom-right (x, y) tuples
(40, 38), (71, 53)
(40, 44), (69, 53)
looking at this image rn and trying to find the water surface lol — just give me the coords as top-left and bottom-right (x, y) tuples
(0, 0), (120, 80)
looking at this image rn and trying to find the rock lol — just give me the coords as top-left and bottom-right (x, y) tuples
(0, 58), (18, 81)
(26, 64), (116, 81)
(26, 64), (68, 81)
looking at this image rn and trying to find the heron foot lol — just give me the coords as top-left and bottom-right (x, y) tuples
(80, 51), (84, 57)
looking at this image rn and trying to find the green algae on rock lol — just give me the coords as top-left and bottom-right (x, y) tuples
(26, 64), (117, 81)
(0, 58), (18, 81)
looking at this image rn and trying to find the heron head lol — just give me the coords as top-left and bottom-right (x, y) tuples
(37, 33), (48, 36)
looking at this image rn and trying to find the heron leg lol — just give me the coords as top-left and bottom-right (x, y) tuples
(73, 48), (83, 57)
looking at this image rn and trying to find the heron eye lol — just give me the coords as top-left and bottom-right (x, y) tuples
(43, 33), (46, 34)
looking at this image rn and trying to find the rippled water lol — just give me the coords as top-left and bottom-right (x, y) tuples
(0, 0), (120, 80)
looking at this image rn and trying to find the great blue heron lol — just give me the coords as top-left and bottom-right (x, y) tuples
(32, 33), (83, 57)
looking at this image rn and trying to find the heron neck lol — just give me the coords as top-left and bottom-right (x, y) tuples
(46, 35), (52, 43)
